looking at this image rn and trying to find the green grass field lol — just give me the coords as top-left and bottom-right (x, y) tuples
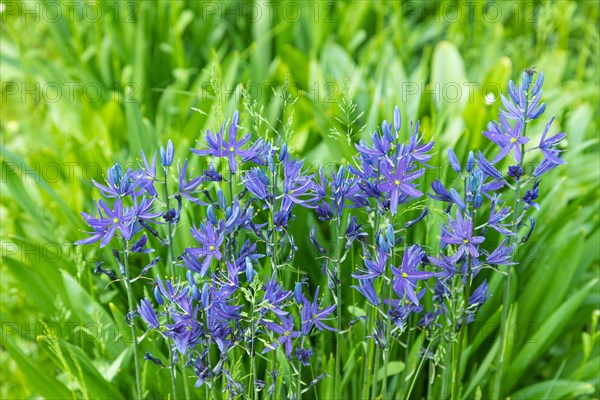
(1, 1), (599, 399)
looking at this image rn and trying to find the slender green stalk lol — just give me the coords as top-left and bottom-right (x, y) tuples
(452, 265), (471, 400)
(162, 167), (179, 400)
(162, 169), (176, 278)
(399, 314), (414, 399)
(122, 238), (143, 399)
(182, 364), (190, 400)
(381, 214), (398, 400)
(494, 92), (529, 399)
(249, 288), (258, 400)
(372, 345), (381, 399)
(363, 198), (382, 399)
(380, 278), (394, 400)
(297, 360), (302, 400)
(168, 345), (178, 400)
(362, 306), (375, 400)
(334, 216), (343, 398)
(406, 338), (434, 399)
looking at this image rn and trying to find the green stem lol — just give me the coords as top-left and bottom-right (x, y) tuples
(372, 345), (381, 399)
(452, 264), (471, 400)
(400, 314), (414, 399)
(297, 360), (302, 400)
(162, 168), (175, 278)
(162, 167), (179, 400)
(334, 216), (342, 398)
(168, 345), (178, 400)
(406, 338), (433, 400)
(494, 90), (529, 399)
(122, 239), (143, 399)
(249, 288), (258, 400)
(362, 306), (375, 400)
(381, 280), (393, 400)
(364, 199), (381, 399)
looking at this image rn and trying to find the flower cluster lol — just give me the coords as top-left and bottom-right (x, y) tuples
(75, 69), (565, 399)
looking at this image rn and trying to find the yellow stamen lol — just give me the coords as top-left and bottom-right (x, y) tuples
(288, 190), (294, 194)
(510, 138), (517, 143)
(402, 272), (408, 278)
(463, 239), (469, 244)
(113, 218), (119, 223)
(209, 245), (215, 251)
(229, 147), (235, 152)
(285, 330), (291, 336)
(394, 179), (400, 185)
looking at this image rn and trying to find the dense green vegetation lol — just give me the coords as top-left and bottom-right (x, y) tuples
(1, 1), (598, 399)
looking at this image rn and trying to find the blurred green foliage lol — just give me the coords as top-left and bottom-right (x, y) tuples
(1, 0), (598, 399)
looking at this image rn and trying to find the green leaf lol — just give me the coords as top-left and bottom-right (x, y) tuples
(39, 336), (125, 399)
(3, 336), (72, 399)
(506, 279), (599, 390)
(376, 361), (405, 381)
(510, 380), (594, 400)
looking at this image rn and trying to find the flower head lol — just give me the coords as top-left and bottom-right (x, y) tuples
(440, 210), (484, 259)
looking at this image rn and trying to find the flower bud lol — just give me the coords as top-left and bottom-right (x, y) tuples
(107, 163), (123, 186)
(201, 282), (210, 309)
(294, 281), (304, 304)
(508, 165), (523, 180)
(154, 286), (164, 305)
(448, 148), (461, 173)
(207, 205), (217, 224)
(160, 139), (174, 167)
(279, 143), (288, 162)
(192, 285), (201, 301)
(245, 257), (255, 284)
(382, 120), (393, 142)
(473, 193), (483, 209)
(186, 270), (197, 289)
(522, 69), (533, 92)
(394, 106), (401, 132)
(466, 151), (475, 172)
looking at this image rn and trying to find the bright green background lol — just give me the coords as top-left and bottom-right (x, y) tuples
(1, 1), (598, 399)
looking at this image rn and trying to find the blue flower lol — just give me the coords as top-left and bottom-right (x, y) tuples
(160, 139), (174, 167)
(75, 198), (136, 247)
(522, 181), (540, 210)
(243, 167), (270, 201)
(93, 163), (139, 198)
(538, 116), (566, 165)
(487, 195), (514, 236)
(352, 278), (381, 306)
(447, 148), (461, 173)
(378, 158), (425, 214)
(262, 316), (300, 357)
(391, 245), (434, 305)
(352, 247), (388, 280)
(345, 215), (367, 247)
(428, 178), (453, 203)
(138, 151), (158, 196)
(402, 120), (434, 164)
(296, 347), (313, 366)
(500, 71), (546, 121)
(441, 211), (484, 259)
(485, 239), (516, 266)
(137, 299), (160, 329)
(280, 159), (315, 209)
(429, 254), (458, 281)
(186, 221), (224, 275)
(177, 160), (206, 205)
(261, 275), (292, 318)
(483, 116), (530, 163)
(191, 111), (256, 173)
(300, 287), (337, 335)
